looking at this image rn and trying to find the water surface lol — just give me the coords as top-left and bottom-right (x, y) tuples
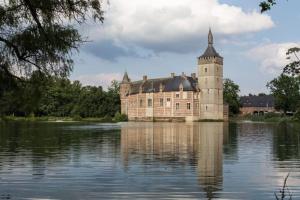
(0, 121), (300, 199)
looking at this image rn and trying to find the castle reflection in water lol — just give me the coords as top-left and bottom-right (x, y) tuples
(120, 122), (229, 198)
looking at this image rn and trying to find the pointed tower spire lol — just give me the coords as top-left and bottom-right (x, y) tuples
(199, 28), (221, 58)
(122, 71), (130, 83)
(208, 28), (213, 46)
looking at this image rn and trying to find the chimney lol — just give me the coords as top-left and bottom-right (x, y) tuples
(182, 72), (185, 76)
(191, 73), (196, 79)
(143, 75), (147, 81)
(171, 73), (175, 78)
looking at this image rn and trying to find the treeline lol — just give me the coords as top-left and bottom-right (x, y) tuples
(267, 74), (300, 117)
(0, 72), (121, 119)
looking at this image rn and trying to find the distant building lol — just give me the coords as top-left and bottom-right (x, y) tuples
(120, 29), (228, 122)
(240, 95), (275, 115)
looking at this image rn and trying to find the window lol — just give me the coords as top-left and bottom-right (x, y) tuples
(160, 98), (164, 107)
(139, 99), (143, 107)
(196, 103), (199, 109)
(208, 89), (210, 94)
(205, 68), (207, 73)
(187, 103), (191, 110)
(176, 93), (180, 98)
(148, 99), (152, 107)
(206, 105), (208, 111)
(166, 98), (171, 107)
(176, 103), (180, 110)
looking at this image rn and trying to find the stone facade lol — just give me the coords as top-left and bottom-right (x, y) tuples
(120, 30), (228, 122)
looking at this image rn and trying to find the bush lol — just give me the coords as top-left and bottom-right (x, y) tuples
(113, 112), (128, 122)
(264, 112), (282, 119)
(72, 115), (82, 121)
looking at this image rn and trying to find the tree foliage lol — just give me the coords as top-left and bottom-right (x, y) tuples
(0, 76), (121, 118)
(0, 0), (103, 82)
(223, 78), (241, 116)
(259, 0), (277, 12)
(284, 47), (300, 76)
(267, 74), (300, 113)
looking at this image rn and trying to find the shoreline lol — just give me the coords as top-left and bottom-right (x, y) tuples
(1, 115), (300, 124)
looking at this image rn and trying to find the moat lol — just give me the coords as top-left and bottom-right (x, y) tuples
(0, 121), (300, 199)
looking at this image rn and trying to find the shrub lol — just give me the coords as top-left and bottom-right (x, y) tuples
(113, 112), (128, 122)
(72, 115), (82, 121)
(264, 112), (282, 119)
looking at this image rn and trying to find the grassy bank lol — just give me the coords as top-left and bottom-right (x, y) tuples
(0, 113), (128, 123)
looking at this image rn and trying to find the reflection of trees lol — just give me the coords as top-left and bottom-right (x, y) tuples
(0, 122), (121, 172)
(223, 123), (238, 162)
(273, 123), (300, 162)
(121, 122), (229, 199)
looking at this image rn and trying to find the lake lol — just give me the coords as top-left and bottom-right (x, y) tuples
(0, 121), (300, 199)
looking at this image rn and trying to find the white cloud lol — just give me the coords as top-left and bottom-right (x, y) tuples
(73, 73), (123, 89)
(83, 0), (274, 57)
(247, 42), (300, 75)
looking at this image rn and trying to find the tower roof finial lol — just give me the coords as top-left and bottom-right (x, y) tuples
(208, 28), (213, 46)
(199, 28), (222, 59)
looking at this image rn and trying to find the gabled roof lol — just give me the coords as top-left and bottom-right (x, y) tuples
(240, 95), (274, 108)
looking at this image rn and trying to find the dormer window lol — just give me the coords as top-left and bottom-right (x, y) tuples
(179, 83), (183, 91)
(159, 83), (164, 92)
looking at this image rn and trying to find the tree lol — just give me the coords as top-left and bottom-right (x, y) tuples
(267, 74), (300, 114)
(223, 79), (240, 116)
(284, 47), (300, 76)
(258, 1), (300, 77)
(0, 0), (103, 83)
(259, 0), (277, 12)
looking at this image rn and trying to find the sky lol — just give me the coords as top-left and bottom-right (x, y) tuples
(70, 0), (300, 95)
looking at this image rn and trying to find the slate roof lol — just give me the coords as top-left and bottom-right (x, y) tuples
(122, 72), (130, 83)
(240, 95), (274, 108)
(199, 45), (222, 58)
(127, 76), (198, 95)
(199, 28), (222, 59)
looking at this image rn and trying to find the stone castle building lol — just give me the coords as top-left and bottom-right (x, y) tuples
(120, 29), (228, 121)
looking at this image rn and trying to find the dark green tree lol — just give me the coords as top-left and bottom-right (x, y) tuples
(258, 1), (300, 77)
(38, 77), (81, 117)
(0, 0), (103, 83)
(267, 74), (300, 114)
(223, 78), (240, 116)
(284, 47), (300, 76)
(259, 0), (277, 12)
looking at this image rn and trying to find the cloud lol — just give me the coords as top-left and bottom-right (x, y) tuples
(73, 73), (123, 89)
(247, 42), (300, 75)
(82, 39), (141, 61)
(82, 0), (274, 60)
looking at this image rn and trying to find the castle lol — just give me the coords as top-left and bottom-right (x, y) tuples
(120, 29), (228, 122)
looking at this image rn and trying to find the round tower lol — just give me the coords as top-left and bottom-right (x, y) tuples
(198, 29), (224, 120)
